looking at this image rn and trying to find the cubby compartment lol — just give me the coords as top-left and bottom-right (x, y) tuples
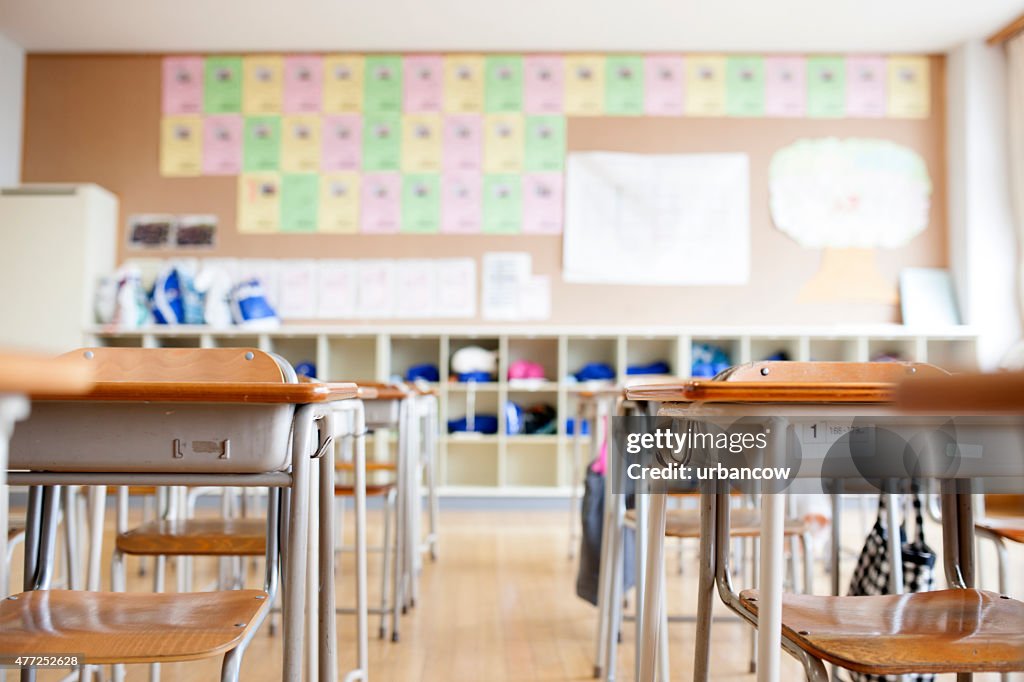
(209, 333), (262, 350)
(563, 393), (595, 438)
(93, 333), (146, 348)
(389, 336), (441, 383)
(448, 336), (500, 383)
(505, 390), (558, 437)
(506, 336), (559, 384)
(624, 336), (676, 377)
(270, 335), (320, 376)
(749, 337), (802, 363)
(325, 335), (377, 381)
(446, 389), (501, 435)
(809, 338), (862, 362)
(504, 443), (559, 487)
(926, 339), (977, 372)
(444, 442), (499, 487)
(565, 336), (617, 384)
(152, 334), (202, 348)
(691, 336), (742, 377)
(867, 338), (918, 362)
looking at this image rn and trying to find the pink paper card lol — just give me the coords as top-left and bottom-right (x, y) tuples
(845, 55), (886, 117)
(283, 55), (323, 112)
(524, 56), (564, 114)
(441, 172), (482, 233)
(202, 114), (242, 175)
(321, 115), (362, 171)
(522, 173), (563, 234)
(764, 56), (806, 117)
(404, 55), (443, 112)
(360, 172), (401, 233)
(162, 57), (203, 114)
(644, 55), (685, 116)
(442, 114), (483, 171)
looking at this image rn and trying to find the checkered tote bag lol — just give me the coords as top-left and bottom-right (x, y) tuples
(846, 492), (936, 682)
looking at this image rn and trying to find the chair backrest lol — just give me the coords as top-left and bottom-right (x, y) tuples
(62, 347), (286, 383)
(718, 361), (949, 383)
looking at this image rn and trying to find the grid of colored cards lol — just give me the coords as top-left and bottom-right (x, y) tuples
(160, 53), (932, 234)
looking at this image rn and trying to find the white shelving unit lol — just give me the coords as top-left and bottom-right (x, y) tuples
(86, 324), (979, 497)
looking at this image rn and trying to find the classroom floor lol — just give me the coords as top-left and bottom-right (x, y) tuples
(9, 504), (1023, 682)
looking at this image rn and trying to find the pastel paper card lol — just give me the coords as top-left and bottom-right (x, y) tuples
(362, 114), (402, 171)
(807, 57), (846, 118)
(764, 56), (806, 117)
(243, 116), (282, 171)
(319, 172), (361, 233)
(280, 174), (319, 233)
(564, 55), (605, 116)
(242, 55), (284, 114)
(441, 172), (482, 233)
(204, 56), (243, 113)
(401, 174), (441, 233)
(322, 55), (364, 112)
(401, 113), (443, 172)
(283, 55), (324, 113)
(355, 260), (396, 318)
(524, 55), (564, 114)
(442, 114), (483, 171)
(364, 56), (403, 113)
(281, 114), (321, 173)
(434, 258), (476, 318)
(161, 115), (203, 177)
(644, 55), (685, 116)
(485, 55), (524, 112)
(524, 115), (565, 171)
(685, 56), (726, 116)
(887, 56), (930, 118)
(162, 57), (203, 114)
(237, 172), (281, 233)
(604, 55), (645, 115)
(483, 113), (524, 173)
(360, 172), (401, 233)
(844, 56), (885, 117)
(522, 172), (563, 234)
(482, 174), (522, 233)
(403, 55), (444, 112)
(394, 260), (437, 318)
(321, 115), (362, 171)
(276, 260), (318, 319)
(202, 114), (242, 175)
(444, 55), (485, 112)
(726, 56), (765, 116)
(316, 260), (357, 318)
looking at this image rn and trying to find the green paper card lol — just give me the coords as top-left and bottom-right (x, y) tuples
(485, 56), (523, 112)
(363, 56), (403, 113)
(726, 56), (765, 116)
(362, 114), (402, 171)
(524, 116), (566, 171)
(604, 56), (644, 115)
(243, 116), (282, 171)
(401, 174), (441, 233)
(280, 174), (319, 232)
(482, 174), (521, 233)
(807, 57), (846, 118)
(204, 56), (243, 113)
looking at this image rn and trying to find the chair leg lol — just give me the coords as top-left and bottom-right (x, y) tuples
(801, 532), (814, 594)
(656, 560), (669, 682)
(602, 500), (624, 681)
(693, 488), (716, 682)
(62, 486), (82, 590)
(593, 484), (614, 678)
(111, 547), (128, 682)
(379, 488), (395, 639)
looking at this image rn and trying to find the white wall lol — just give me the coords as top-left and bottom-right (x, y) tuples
(947, 40), (1021, 368)
(0, 31), (24, 186)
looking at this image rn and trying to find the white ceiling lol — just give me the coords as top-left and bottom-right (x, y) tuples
(0, 0), (1019, 54)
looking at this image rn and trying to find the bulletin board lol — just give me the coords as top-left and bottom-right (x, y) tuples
(20, 54), (947, 326)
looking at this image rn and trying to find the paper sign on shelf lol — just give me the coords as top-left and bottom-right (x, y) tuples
(236, 259), (281, 307)
(644, 55), (685, 116)
(685, 56), (726, 116)
(845, 56), (885, 117)
(322, 55), (364, 112)
(364, 56), (403, 113)
(362, 114), (401, 171)
(280, 174), (319, 233)
(243, 116), (282, 171)
(604, 55), (645, 115)
(485, 55), (524, 112)
(360, 172), (401, 233)
(563, 55), (605, 116)
(764, 56), (806, 117)
(162, 57), (203, 114)
(443, 55), (485, 112)
(319, 172), (361, 233)
(483, 113), (524, 173)
(394, 259), (438, 318)
(401, 174), (441, 233)
(726, 56), (765, 117)
(237, 173), (282, 234)
(886, 56), (930, 119)
(281, 114), (322, 173)
(404, 55), (444, 112)
(160, 115), (203, 176)
(522, 173), (563, 234)
(441, 172), (482, 234)
(204, 56), (243, 113)
(401, 113), (443, 172)
(518, 275), (551, 320)
(321, 114), (362, 171)
(442, 114), (482, 171)
(283, 55), (323, 113)
(276, 260), (318, 319)
(316, 260), (357, 318)
(524, 55), (564, 114)
(202, 114), (243, 175)
(524, 115), (565, 171)
(482, 252), (531, 320)
(807, 57), (846, 118)
(434, 258), (477, 318)
(242, 55), (284, 114)
(355, 260), (396, 318)
(482, 175), (522, 234)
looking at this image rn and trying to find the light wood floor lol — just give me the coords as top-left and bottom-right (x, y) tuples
(10, 506), (1023, 681)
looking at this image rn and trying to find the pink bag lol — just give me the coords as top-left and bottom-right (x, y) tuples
(507, 359), (546, 380)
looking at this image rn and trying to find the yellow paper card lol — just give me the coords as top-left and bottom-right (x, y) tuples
(886, 56), (930, 118)
(160, 115), (203, 176)
(685, 56), (727, 116)
(281, 114), (322, 173)
(323, 55), (365, 112)
(563, 55), (605, 116)
(483, 113), (524, 173)
(401, 113), (443, 172)
(443, 55), (485, 112)
(237, 172), (282, 233)
(319, 172), (361, 233)
(242, 55), (284, 114)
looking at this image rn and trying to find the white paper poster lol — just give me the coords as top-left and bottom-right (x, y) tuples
(236, 259), (281, 307)
(434, 258), (477, 318)
(563, 152), (750, 285)
(355, 260), (396, 318)
(518, 275), (551, 321)
(276, 260), (318, 319)
(482, 252), (531, 320)
(395, 259), (437, 318)
(316, 260), (357, 318)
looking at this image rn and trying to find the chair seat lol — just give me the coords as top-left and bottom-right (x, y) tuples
(977, 517), (1024, 544)
(0, 589), (269, 664)
(624, 508), (806, 538)
(8, 524), (24, 541)
(335, 461), (397, 472)
(116, 518), (266, 556)
(738, 588), (1024, 675)
(334, 482), (397, 497)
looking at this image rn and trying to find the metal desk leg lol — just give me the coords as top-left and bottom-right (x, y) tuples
(634, 491), (648, 682)
(570, 399), (585, 559)
(86, 485), (106, 591)
(885, 493), (904, 595)
(341, 404), (369, 682)
(830, 488), (841, 596)
(694, 483), (716, 682)
(283, 405), (313, 682)
(638, 493), (667, 682)
(307, 457), (320, 682)
(757, 419), (787, 682)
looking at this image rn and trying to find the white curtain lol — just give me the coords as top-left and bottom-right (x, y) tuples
(1009, 33), (1024, 322)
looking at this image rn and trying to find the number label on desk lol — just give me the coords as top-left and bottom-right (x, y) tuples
(799, 422), (870, 445)
(173, 438), (231, 460)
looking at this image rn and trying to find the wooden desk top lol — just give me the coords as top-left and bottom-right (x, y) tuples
(353, 381), (408, 401)
(897, 371), (1024, 413)
(0, 351), (95, 396)
(626, 381), (895, 404)
(35, 381), (358, 404)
